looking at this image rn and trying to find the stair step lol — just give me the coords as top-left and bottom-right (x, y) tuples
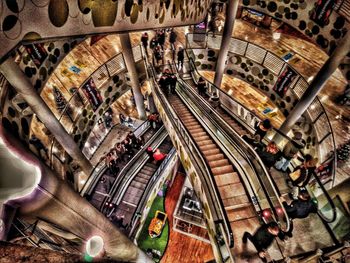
(195, 135), (211, 141)
(205, 153), (224, 162)
(218, 182), (246, 199)
(200, 144), (218, 151)
(215, 172), (240, 186)
(203, 148), (221, 155)
(191, 131), (207, 137)
(212, 165), (234, 175)
(223, 194), (250, 207)
(197, 140), (214, 146)
(209, 159), (230, 168)
(226, 205), (256, 222)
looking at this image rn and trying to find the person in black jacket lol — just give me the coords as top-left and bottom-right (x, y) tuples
(177, 47), (185, 69)
(242, 222), (285, 262)
(254, 119), (272, 142)
(169, 29), (177, 46)
(282, 190), (318, 237)
(255, 141), (282, 169)
(169, 74), (177, 94)
(197, 77), (207, 97)
(141, 32), (149, 55)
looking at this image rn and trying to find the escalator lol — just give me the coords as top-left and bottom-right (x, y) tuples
(100, 127), (172, 230)
(83, 122), (158, 210)
(109, 135), (173, 230)
(179, 47), (337, 224)
(145, 63), (290, 261)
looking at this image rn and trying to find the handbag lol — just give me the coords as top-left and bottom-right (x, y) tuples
(289, 169), (301, 182)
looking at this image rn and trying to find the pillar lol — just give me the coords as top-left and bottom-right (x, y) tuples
(120, 33), (146, 120)
(278, 32), (350, 135)
(0, 125), (151, 262)
(0, 58), (93, 181)
(213, 0), (239, 88)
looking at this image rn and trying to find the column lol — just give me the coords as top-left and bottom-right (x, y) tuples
(120, 33), (146, 120)
(278, 32), (350, 135)
(213, 0), (239, 88)
(0, 126), (151, 263)
(0, 58), (93, 179)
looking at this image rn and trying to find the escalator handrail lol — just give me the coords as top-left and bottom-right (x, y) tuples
(174, 68), (291, 232)
(144, 53), (234, 249)
(100, 124), (164, 212)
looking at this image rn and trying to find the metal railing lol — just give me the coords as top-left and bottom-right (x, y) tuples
(185, 33), (337, 187)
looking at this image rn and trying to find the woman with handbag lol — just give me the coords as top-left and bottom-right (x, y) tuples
(288, 154), (318, 199)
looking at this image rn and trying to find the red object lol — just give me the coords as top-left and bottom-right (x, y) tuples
(153, 151), (166, 161)
(262, 209), (271, 218)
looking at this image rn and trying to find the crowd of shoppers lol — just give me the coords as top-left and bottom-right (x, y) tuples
(104, 131), (143, 176)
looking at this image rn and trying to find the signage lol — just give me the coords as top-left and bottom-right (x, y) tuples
(310, 0), (339, 27)
(25, 43), (48, 68)
(90, 35), (106, 46)
(273, 66), (298, 98)
(81, 78), (103, 111)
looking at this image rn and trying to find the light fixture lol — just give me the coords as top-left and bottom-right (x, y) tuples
(272, 32), (281, 40)
(86, 235), (104, 258)
(307, 76), (314, 83)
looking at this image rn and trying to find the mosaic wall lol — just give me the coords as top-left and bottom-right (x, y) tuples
(70, 73), (130, 148)
(192, 48), (299, 116)
(0, 0), (212, 62)
(243, 0), (350, 95)
(17, 38), (84, 93)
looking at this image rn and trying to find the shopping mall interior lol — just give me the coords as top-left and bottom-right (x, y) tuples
(0, 0), (349, 262)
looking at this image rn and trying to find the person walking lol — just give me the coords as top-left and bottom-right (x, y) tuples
(157, 29), (166, 50)
(242, 222), (285, 262)
(282, 189), (318, 237)
(288, 154), (318, 199)
(275, 132), (304, 172)
(169, 29), (177, 47)
(141, 32), (149, 55)
(197, 77), (207, 97)
(177, 47), (185, 69)
(170, 73), (177, 94)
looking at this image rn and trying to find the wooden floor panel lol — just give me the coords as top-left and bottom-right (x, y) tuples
(161, 173), (214, 263)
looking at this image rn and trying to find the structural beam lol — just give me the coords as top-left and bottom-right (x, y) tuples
(278, 32), (350, 135)
(120, 33), (146, 120)
(0, 58), (93, 182)
(213, 0), (239, 88)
